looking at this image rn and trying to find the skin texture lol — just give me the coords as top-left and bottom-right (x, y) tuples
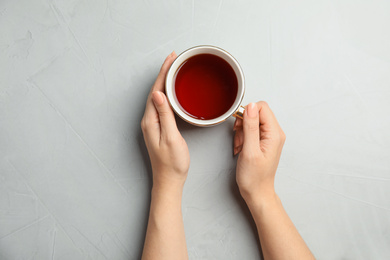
(233, 102), (315, 260)
(141, 52), (314, 260)
(141, 52), (189, 260)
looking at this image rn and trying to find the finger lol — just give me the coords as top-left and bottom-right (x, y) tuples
(152, 91), (180, 139)
(242, 103), (261, 154)
(256, 101), (280, 132)
(234, 145), (243, 156)
(152, 51), (177, 93)
(256, 101), (285, 156)
(233, 117), (243, 131)
(144, 52), (177, 119)
(234, 128), (243, 154)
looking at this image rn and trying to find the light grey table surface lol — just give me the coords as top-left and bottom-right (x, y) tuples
(1, 0), (390, 259)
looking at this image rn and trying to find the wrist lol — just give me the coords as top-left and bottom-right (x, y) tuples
(152, 167), (188, 187)
(243, 186), (278, 211)
(149, 181), (184, 224)
(152, 176), (185, 200)
(152, 182), (184, 195)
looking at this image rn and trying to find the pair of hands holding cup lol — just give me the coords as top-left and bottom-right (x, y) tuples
(141, 51), (285, 202)
(141, 52), (314, 260)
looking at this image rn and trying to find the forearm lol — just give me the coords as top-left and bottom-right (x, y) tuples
(142, 182), (188, 260)
(247, 192), (314, 260)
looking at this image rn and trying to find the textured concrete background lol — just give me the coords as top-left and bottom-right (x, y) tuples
(1, 0), (390, 259)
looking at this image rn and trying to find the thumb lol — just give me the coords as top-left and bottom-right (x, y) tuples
(242, 103), (260, 154)
(152, 91), (180, 138)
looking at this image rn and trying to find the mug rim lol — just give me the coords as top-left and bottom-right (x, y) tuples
(165, 45), (245, 127)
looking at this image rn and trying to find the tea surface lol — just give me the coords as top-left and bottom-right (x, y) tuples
(174, 54), (238, 120)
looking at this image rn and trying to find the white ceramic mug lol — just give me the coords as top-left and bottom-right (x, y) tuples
(165, 45), (245, 127)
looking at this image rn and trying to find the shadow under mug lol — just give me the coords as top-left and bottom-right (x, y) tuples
(165, 45), (245, 127)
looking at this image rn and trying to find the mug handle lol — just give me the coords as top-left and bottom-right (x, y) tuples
(233, 105), (245, 119)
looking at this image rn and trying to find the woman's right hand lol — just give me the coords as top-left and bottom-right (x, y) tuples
(141, 52), (190, 189)
(233, 102), (286, 204)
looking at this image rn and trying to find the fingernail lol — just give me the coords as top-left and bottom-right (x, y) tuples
(152, 91), (164, 105)
(171, 51), (176, 57)
(247, 103), (257, 118)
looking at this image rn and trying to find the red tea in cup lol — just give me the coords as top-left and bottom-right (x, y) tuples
(174, 54), (238, 120)
(166, 46), (245, 127)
